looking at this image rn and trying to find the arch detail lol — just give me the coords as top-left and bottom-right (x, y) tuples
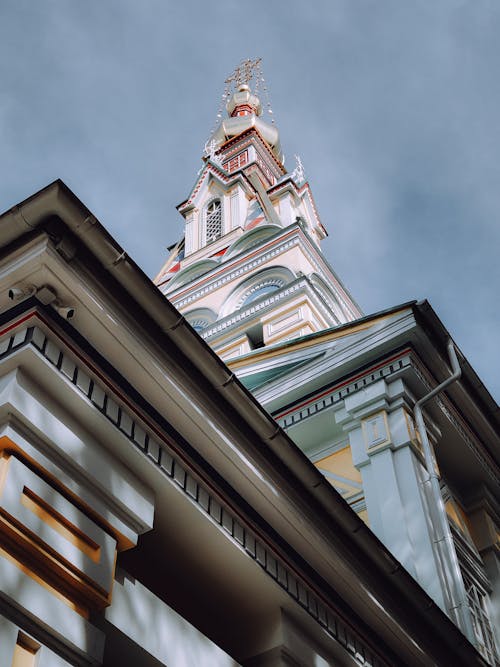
(166, 258), (220, 293)
(224, 224), (281, 260)
(184, 307), (218, 333)
(220, 266), (296, 318)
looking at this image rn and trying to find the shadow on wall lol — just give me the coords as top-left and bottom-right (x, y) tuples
(101, 569), (240, 667)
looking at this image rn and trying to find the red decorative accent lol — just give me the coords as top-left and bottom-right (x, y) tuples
(275, 349), (413, 419)
(168, 262), (181, 273)
(245, 216), (264, 230)
(218, 127), (285, 173)
(211, 248), (228, 258)
(223, 150), (248, 174)
(231, 104), (254, 117)
(0, 311), (38, 338)
(179, 129), (284, 213)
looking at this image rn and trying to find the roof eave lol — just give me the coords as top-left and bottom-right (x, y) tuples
(0, 181), (486, 665)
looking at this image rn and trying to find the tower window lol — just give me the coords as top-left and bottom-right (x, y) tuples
(241, 284), (280, 307)
(463, 571), (499, 664)
(205, 200), (222, 244)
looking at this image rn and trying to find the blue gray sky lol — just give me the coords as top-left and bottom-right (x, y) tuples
(1, 1), (499, 401)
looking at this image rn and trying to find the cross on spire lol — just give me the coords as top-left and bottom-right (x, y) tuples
(225, 58), (262, 88)
(205, 58), (276, 148)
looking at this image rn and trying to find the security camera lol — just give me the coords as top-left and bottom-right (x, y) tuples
(8, 285), (36, 301)
(8, 287), (26, 301)
(54, 305), (75, 320)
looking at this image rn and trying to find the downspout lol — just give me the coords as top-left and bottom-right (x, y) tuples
(414, 339), (476, 645)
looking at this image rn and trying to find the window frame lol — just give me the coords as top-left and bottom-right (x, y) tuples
(204, 198), (223, 245)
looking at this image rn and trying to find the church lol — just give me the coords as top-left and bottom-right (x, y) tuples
(0, 60), (498, 666)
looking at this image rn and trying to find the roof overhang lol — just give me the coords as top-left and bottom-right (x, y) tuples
(0, 180), (489, 665)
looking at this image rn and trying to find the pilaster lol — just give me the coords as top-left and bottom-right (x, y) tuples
(230, 188), (239, 230)
(184, 209), (197, 256)
(336, 378), (447, 610)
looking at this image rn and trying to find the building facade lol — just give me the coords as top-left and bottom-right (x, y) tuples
(0, 64), (497, 666)
(155, 64), (500, 665)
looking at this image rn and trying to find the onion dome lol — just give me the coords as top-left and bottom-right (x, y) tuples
(209, 84), (283, 163)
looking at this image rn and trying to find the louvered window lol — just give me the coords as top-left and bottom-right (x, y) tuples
(444, 492), (500, 666)
(462, 571), (499, 665)
(205, 200), (222, 244)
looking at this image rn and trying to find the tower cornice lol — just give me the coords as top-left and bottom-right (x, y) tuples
(217, 126), (286, 176)
(165, 222), (362, 321)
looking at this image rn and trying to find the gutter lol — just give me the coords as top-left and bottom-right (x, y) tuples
(415, 299), (500, 444)
(0, 180), (486, 664)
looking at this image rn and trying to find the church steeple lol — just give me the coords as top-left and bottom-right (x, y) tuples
(154, 61), (362, 359)
(207, 81), (283, 165)
(228, 83), (260, 116)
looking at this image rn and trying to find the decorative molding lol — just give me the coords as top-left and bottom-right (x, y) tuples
(170, 225), (358, 322)
(206, 281), (304, 337)
(216, 126), (285, 176)
(275, 349), (500, 487)
(0, 452), (116, 615)
(0, 319), (384, 667)
(361, 411), (391, 453)
(203, 276), (340, 342)
(172, 234), (299, 306)
(275, 355), (412, 429)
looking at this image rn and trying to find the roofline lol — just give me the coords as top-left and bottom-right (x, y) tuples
(231, 297), (499, 424)
(217, 125), (286, 174)
(0, 180), (486, 664)
(177, 126), (285, 214)
(228, 300), (419, 365)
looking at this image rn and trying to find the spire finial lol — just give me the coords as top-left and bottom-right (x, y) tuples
(204, 59), (281, 161)
(225, 58), (262, 88)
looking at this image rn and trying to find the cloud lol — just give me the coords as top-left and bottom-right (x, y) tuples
(0, 0), (498, 400)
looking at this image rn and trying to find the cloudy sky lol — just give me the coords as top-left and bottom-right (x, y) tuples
(1, 1), (499, 401)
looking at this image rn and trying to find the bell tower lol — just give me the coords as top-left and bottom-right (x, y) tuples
(155, 60), (362, 360)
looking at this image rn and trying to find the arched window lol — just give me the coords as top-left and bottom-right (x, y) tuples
(219, 266), (296, 318)
(205, 200), (222, 245)
(184, 308), (217, 335)
(241, 284), (281, 308)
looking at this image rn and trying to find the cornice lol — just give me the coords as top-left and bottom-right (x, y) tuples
(218, 126), (286, 175)
(274, 350), (413, 427)
(171, 225), (358, 319)
(202, 278), (337, 343)
(273, 348), (500, 487)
